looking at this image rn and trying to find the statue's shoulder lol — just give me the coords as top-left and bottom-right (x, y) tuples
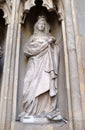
(26, 35), (35, 42)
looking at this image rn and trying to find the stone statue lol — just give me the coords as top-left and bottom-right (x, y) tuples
(20, 16), (65, 123)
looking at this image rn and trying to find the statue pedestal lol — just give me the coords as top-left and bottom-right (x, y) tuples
(11, 122), (69, 130)
(20, 117), (66, 124)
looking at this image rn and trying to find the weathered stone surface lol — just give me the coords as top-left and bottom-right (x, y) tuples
(11, 122), (69, 130)
(0, 0), (85, 130)
(74, 0), (85, 36)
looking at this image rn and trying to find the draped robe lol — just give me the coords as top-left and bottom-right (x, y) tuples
(22, 34), (60, 119)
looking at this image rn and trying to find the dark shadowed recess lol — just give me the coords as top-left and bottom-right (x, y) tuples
(23, 0), (59, 32)
(0, 9), (6, 92)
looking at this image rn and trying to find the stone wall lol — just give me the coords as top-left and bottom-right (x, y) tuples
(0, 0), (85, 130)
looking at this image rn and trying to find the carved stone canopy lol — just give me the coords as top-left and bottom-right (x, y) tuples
(23, 0), (64, 21)
(24, 0), (55, 11)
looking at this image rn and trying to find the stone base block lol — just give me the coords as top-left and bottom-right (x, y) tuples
(11, 121), (69, 130)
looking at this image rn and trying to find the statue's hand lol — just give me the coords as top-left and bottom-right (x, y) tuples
(48, 37), (56, 44)
(48, 37), (56, 48)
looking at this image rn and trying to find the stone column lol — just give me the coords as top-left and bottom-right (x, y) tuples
(64, 0), (84, 130)
(0, 23), (11, 130)
(0, 0), (22, 130)
(62, 20), (73, 130)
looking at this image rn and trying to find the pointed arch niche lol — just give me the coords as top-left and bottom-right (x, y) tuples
(17, 0), (68, 125)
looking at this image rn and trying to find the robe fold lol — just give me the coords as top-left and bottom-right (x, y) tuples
(22, 35), (60, 117)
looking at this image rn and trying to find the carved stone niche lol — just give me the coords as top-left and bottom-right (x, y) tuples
(21, 0), (64, 23)
(16, 0), (68, 128)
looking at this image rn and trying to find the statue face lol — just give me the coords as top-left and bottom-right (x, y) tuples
(37, 20), (45, 31)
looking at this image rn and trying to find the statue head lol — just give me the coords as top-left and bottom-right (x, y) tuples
(34, 16), (50, 34)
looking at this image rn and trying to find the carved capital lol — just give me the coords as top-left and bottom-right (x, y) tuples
(0, 2), (11, 24)
(54, 0), (64, 21)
